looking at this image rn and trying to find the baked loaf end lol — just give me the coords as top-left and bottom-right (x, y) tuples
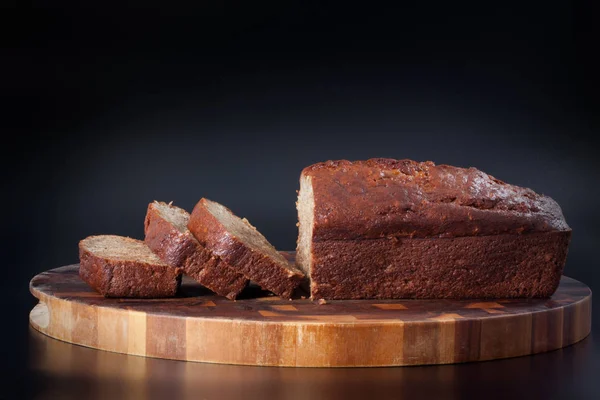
(297, 159), (572, 300)
(79, 235), (182, 298)
(144, 201), (248, 300)
(188, 198), (305, 299)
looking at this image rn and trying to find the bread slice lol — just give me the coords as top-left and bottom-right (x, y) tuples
(79, 235), (182, 298)
(187, 198), (304, 298)
(144, 201), (248, 299)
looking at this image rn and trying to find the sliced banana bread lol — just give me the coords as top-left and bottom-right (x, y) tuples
(79, 235), (182, 298)
(188, 198), (304, 298)
(144, 201), (248, 299)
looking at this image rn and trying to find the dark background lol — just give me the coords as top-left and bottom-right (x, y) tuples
(2, 2), (599, 398)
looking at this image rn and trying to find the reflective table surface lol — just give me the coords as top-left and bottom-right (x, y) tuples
(20, 325), (599, 400)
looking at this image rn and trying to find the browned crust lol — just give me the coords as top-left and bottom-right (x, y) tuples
(302, 159), (571, 240)
(144, 202), (247, 300)
(78, 238), (182, 298)
(309, 231), (571, 300)
(188, 199), (304, 298)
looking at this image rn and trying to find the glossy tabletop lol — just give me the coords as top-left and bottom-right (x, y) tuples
(13, 313), (599, 400)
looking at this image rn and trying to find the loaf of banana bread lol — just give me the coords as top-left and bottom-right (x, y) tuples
(296, 159), (571, 299)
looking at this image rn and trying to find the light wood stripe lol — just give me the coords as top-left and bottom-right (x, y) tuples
(127, 311), (147, 356)
(429, 313), (464, 321)
(373, 304), (408, 310)
(483, 308), (507, 314)
(259, 310), (284, 317)
(146, 314), (186, 360)
(271, 305), (298, 311)
(98, 307), (128, 353)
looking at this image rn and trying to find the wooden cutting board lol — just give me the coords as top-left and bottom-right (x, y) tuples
(29, 253), (591, 367)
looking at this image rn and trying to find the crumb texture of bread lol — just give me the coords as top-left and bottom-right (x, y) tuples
(296, 174), (314, 281)
(188, 198), (304, 298)
(310, 231), (570, 299)
(79, 235), (182, 298)
(144, 201), (247, 299)
(298, 159), (572, 300)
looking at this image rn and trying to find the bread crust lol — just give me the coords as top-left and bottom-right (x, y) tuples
(144, 202), (247, 300)
(79, 236), (182, 298)
(188, 199), (304, 299)
(302, 159), (570, 240)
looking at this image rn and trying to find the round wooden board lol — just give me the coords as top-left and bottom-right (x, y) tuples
(29, 254), (592, 367)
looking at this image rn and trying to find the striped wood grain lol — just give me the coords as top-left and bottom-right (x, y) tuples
(29, 263), (591, 367)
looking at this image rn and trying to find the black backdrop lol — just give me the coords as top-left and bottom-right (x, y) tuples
(2, 2), (599, 397)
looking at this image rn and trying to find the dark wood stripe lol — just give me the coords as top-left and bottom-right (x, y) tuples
(454, 318), (481, 363)
(531, 307), (563, 353)
(480, 314), (532, 360)
(581, 296), (592, 339)
(562, 303), (574, 347)
(403, 322), (439, 365)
